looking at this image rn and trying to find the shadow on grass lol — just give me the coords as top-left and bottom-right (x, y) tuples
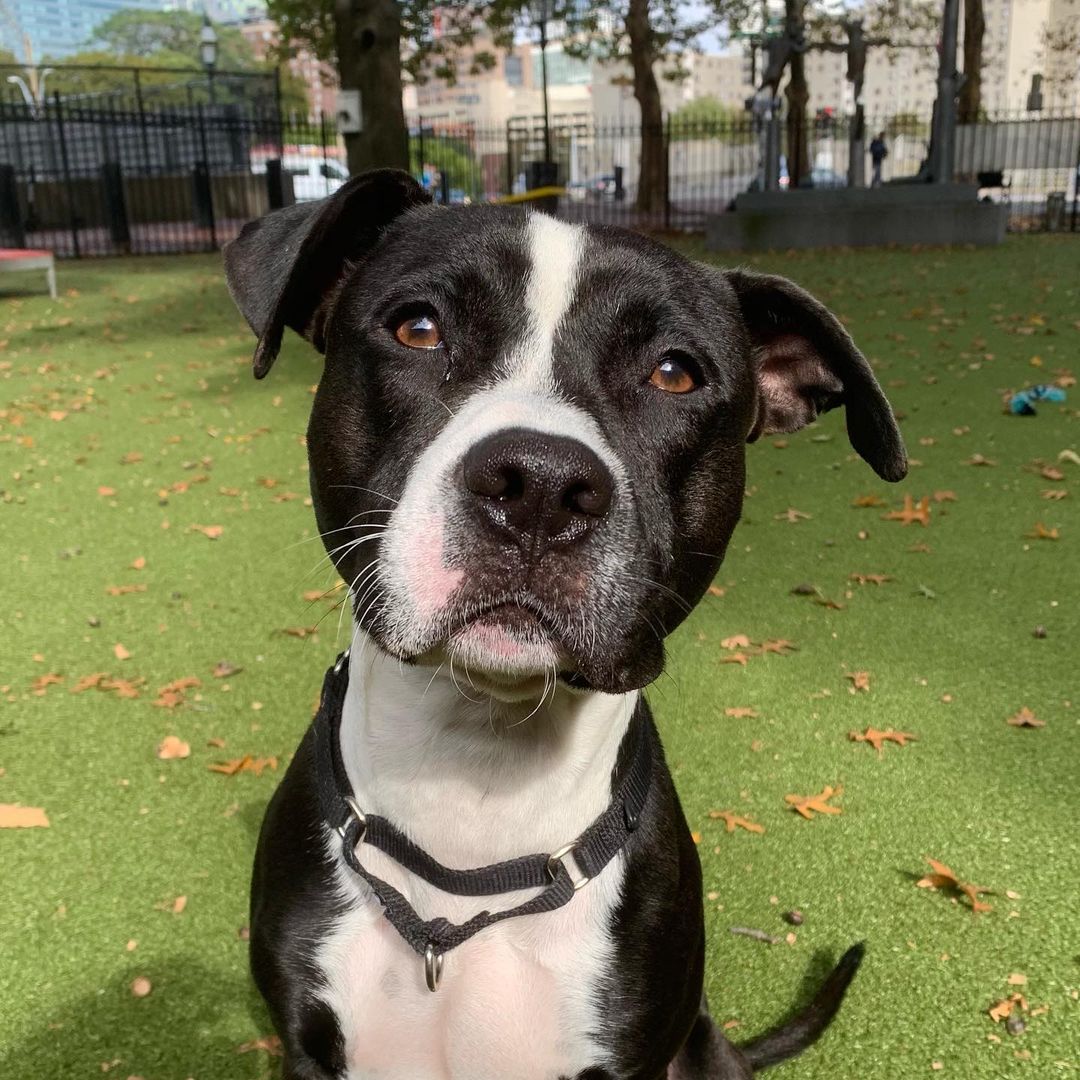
(0, 956), (282, 1080)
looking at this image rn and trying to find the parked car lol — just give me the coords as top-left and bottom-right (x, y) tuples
(567, 175), (620, 201)
(808, 166), (845, 189)
(252, 154), (350, 202)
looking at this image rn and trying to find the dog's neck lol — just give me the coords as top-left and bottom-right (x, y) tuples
(338, 632), (639, 864)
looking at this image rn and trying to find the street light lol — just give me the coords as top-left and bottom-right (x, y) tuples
(530, 0), (552, 166)
(200, 13), (218, 104)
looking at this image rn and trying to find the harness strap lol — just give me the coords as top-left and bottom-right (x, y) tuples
(311, 650), (652, 982)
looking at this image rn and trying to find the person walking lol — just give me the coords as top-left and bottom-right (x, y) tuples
(870, 131), (888, 187)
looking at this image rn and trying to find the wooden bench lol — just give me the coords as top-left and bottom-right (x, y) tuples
(0, 249), (57, 299)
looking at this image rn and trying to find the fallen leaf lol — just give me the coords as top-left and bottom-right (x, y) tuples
(131, 557), (147, 570)
(0, 804), (50, 828)
(100, 677), (143, 699)
(97, 485), (116, 497)
(707, 585), (726, 598)
(31, 672), (63, 695)
(933, 490), (957, 503)
(280, 626), (318, 639)
(775, 508), (812, 523)
(759, 639), (796, 654)
(1026, 522), (1059, 540)
(784, 785), (843, 820)
(70, 672), (108, 693)
(849, 573), (893, 585)
(724, 707), (759, 719)
(206, 737), (226, 748)
(120, 451), (143, 465)
(883, 495), (931, 526)
(212, 660), (242, 679)
(721, 634), (751, 650)
(105, 584), (147, 596)
(708, 810), (765, 834)
(1007, 973), (1027, 986)
(172, 895), (188, 915)
(846, 671), (871, 692)
(916, 857), (992, 914)
(965, 453), (997, 467)
(852, 495), (888, 508)
(209, 755), (278, 777)
(189, 524), (224, 540)
(1007, 707), (1045, 728)
(156, 735), (190, 760)
(237, 1035), (283, 1056)
(849, 726), (916, 756)
(113, 643), (131, 661)
(1041, 489), (1068, 500)
(721, 651), (751, 666)
(690, 830), (702, 844)
(989, 993), (1028, 1024)
(1040, 466), (1065, 482)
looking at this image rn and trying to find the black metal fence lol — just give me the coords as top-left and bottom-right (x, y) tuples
(0, 94), (1076, 258)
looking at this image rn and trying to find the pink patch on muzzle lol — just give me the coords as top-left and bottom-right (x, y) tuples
(404, 512), (464, 621)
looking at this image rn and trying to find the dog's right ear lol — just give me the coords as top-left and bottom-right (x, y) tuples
(224, 168), (431, 378)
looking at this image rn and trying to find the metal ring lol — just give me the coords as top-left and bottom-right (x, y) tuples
(342, 796), (367, 846)
(333, 648), (350, 674)
(546, 842), (590, 891)
(424, 943), (444, 993)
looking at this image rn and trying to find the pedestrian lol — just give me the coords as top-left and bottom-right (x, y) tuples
(870, 131), (888, 187)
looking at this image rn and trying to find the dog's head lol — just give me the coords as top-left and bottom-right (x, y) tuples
(226, 170), (906, 699)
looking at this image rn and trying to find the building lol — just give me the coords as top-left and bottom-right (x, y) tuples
(1, 0), (168, 61)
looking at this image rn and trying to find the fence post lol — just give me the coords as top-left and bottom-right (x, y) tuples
(1072, 133), (1079, 234)
(0, 163), (25, 248)
(134, 68), (152, 175)
(101, 161), (131, 253)
(265, 157), (286, 210)
(505, 119), (512, 197)
(663, 113), (672, 230)
(53, 93), (81, 258)
(192, 103), (216, 249)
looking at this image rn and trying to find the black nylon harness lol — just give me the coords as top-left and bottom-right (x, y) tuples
(312, 650), (653, 990)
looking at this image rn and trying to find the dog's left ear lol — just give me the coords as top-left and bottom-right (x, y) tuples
(727, 269), (907, 482)
(224, 168), (431, 378)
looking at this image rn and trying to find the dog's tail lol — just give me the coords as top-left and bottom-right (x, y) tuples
(739, 943), (865, 1071)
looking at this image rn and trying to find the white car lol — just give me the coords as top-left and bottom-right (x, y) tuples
(284, 156), (350, 202)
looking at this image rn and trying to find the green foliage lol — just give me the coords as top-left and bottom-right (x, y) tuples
(409, 130), (483, 197)
(84, 9), (256, 70)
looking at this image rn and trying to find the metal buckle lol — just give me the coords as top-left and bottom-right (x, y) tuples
(424, 943), (444, 993)
(546, 842), (590, 891)
(333, 648), (350, 674)
(336, 795), (367, 846)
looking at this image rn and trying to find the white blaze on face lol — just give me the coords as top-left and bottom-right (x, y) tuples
(379, 213), (623, 666)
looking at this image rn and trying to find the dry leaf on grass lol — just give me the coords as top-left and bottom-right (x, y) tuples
(0, 804), (50, 828)
(209, 755), (278, 777)
(849, 573), (893, 585)
(1026, 522), (1060, 540)
(112, 643), (131, 661)
(784, 786), (843, 820)
(849, 727), (916, 756)
(916, 857), (993, 914)
(708, 810), (765, 835)
(988, 994), (1028, 1024)
(105, 584), (147, 596)
(189, 524), (224, 540)
(156, 735), (190, 760)
(707, 585), (725, 597)
(1007, 707), (1045, 728)
(759, 639), (796, 654)
(882, 495), (931, 526)
(280, 626), (319, 639)
(212, 660), (242, 679)
(721, 652), (751, 667)
(775, 508), (812, 523)
(131, 556), (147, 570)
(852, 495), (888, 508)
(237, 1035), (283, 1055)
(846, 671), (871, 692)
(721, 634), (751, 650)
(31, 673), (63, 695)
(724, 707), (759, 719)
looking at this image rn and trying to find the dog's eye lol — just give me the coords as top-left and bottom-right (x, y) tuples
(649, 355), (701, 394)
(394, 314), (443, 350)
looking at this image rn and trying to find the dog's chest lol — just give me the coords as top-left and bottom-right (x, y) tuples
(317, 853), (622, 1080)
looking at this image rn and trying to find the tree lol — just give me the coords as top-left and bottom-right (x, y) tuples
(958, 0), (984, 122)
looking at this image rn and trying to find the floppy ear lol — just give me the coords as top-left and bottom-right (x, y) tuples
(224, 168), (431, 378)
(727, 269), (907, 482)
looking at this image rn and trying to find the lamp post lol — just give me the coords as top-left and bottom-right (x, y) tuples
(200, 13), (218, 105)
(530, 0), (552, 166)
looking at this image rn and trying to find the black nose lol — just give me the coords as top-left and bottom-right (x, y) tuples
(462, 428), (615, 552)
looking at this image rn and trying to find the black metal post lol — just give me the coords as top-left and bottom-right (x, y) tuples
(1071, 132), (1079, 234)
(663, 112), (672, 230)
(273, 66), (283, 158)
(505, 118), (513, 195)
(53, 92), (80, 258)
(538, 14), (551, 165)
(101, 161), (131, 252)
(0, 164), (26, 248)
(928, 0), (960, 183)
(193, 102), (216, 249)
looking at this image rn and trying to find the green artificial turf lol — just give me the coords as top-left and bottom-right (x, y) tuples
(0, 238), (1077, 1079)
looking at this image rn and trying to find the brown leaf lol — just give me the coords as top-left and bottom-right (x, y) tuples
(720, 634), (751, 650)
(933, 490), (957, 503)
(1041, 489), (1068, 500)
(708, 809), (765, 834)
(172, 895), (188, 915)
(120, 451), (143, 465)
(0, 804), (50, 828)
(1007, 707), (1045, 728)
(99, 676), (144, 699)
(721, 651), (751, 666)
(189, 524), (224, 540)
(209, 755), (278, 777)
(724, 707), (759, 719)
(849, 726), (916, 756)
(131, 556), (147, 570)
(784, 786), (843, 820)
(774, 508), (812, 523)
(988, 994), (1028, 1024)
(915, 857), (992, 913)
(112, 643), (131, 661)
(1040, 466), (1065, 482)
(97, 485), (116, 497)
(31, 672), (63, 695)
(852, 495), (888, 508)
(105, 584), (147, 596)
(759, 638), (796, 654)
(1026, 522), (1059, 540)
(280, 626), (318, 639)
(156, 735), (190, 760)
(706, 585), (726, 598)
(849, 573), (893, 586)
(212, 660), (242, 679)
(846, 671), (871, 692)
(237, 1035), (283, 1056)
(965, 453), (997, 467)
(882, 495), (931, 526)
(70, 672), (108, 693)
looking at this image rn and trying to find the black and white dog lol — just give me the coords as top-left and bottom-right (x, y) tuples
(225, 170), (907, 1080)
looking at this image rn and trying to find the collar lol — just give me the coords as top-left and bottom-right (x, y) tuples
(312, 650), (653, 991)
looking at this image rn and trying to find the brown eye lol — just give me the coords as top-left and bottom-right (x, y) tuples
(394, 314), (443, 349)
(649, 356), (699, 394)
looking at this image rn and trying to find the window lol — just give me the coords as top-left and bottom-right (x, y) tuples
(505, 54), (523, 87)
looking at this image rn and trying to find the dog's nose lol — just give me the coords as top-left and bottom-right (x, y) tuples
(462, 428), (614, 551)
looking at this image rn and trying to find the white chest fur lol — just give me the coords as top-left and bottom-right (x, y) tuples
(314, 644), (637, 1080)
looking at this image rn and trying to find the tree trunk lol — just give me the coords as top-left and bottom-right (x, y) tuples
(626, 0), (666, 216)
(334, 0), (408, 175)
(958, 0), (984, 123)
(784, 0), (809, 188)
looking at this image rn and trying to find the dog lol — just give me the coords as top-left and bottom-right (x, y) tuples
(224, 169), (907, 1080)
